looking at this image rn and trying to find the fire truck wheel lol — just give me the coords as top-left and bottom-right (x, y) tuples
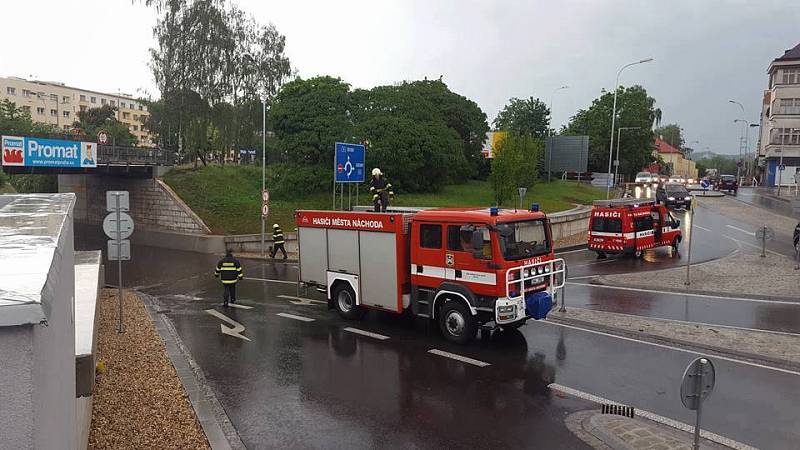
(596, 251), (607, 259)
(671, 237), (681, 254)
(439, 301), (477, 344)
(634, 250), (645, 259)
(333, 283), (364, 320)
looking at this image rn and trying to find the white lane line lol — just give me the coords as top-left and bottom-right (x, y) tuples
(556, 247), (589, 255)
(549, 383), (757, 450)
(726, 224), (754, 235)
(245, 277), (297, 285)
(276, 312), (315, 322)
(568, 259), (615, 268)
(277, 295), (327, 305)
(567, 275), (597, 280)
(721, 235), (783, 256)
(540, 320), (800, 376)
(565, 281), (799, 306)
(428, 349), (491, 367)
(228, 303), (253, 310)
(344, 327), (390, 340)
(694, 225), (714, 232)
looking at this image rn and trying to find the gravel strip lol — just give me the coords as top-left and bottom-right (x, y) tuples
(89, 289), (210, 450)
(550, 308), (800, 369)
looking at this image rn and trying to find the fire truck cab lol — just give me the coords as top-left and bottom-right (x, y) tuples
(588, 198), (682, 258)
(296, 206), (565, 344)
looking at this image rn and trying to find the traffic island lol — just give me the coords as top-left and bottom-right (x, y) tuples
(566, 410), (733, 450)
(89, 289), (210, 449)
(549, 308), (800, 371)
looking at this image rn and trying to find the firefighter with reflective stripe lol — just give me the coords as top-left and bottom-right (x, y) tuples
(369, 168), (394, 212)
(214, 249), (243, 306)
(270, 223), (287, 259)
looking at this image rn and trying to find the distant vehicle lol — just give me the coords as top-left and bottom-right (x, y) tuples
(716, 174), (738, 194)
(635, 172), (659, 186)
(656, 183), (692, 209)
(588, 198), (682, 259)
(668, 175), (685, 184)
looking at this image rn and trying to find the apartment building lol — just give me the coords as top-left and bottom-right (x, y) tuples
(0, 76), (153, 146)
(758, 43), (800, 186)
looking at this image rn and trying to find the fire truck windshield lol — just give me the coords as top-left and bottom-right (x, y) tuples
(496, 219), (550, 260)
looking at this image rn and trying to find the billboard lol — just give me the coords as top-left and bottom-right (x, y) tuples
(2, 136), (97, 168)
(544, 135), (589, 173)
(481, 131), (507, 158)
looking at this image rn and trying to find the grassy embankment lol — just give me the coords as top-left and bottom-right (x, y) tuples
(164, 165), (606, 235)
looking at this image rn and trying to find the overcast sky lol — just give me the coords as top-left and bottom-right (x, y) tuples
(2, 0), (799, 155)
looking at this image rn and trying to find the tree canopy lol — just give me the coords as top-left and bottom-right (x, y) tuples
(73, 105), (136, 146)
(563, 85), (661, 180)
(493, 97), (550, 138)
(654, 123), (685, 153)
(489, 133), (542, 205)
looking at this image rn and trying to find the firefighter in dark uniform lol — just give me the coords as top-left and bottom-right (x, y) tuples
(369, 168), (394, 212)
(214, 249), (243, 306)
(270, 223), (287, 259)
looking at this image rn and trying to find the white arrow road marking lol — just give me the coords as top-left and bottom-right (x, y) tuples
(204, 309), (251, 341)
(228, 303), (253, 310)
(277, 294), (327, 306)
(276, 312), (315, 322)
(344, 327), (390, 340)
(428, 349), (490, 367)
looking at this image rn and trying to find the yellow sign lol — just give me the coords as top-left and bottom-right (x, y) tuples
(481, 131), (507, 158)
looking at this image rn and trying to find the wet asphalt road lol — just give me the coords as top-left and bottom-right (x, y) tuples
(74, 198), (800, 450)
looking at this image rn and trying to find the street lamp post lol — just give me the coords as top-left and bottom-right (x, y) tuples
(614, 126), (640, 185)
(606, 58), (654, 199)
(548, 85), (569, 182)
(729, 100), (747, 182)
(246, 53), (268, 256)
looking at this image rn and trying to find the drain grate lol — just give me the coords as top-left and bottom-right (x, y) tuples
(601, 404), (635, 418)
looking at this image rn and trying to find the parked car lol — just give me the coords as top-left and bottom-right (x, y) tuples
(656, 183), (692, 209)
(716, 174), (738, 194)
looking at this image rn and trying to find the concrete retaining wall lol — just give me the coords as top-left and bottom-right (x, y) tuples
(548, 205), (591, 241)
(59, 175), (211, 234)
(224, 232), (298, 254)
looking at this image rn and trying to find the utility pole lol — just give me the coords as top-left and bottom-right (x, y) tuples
(548, 85), (569, 182)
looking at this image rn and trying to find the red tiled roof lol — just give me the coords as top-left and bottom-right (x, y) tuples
(654, 137), (682, 154)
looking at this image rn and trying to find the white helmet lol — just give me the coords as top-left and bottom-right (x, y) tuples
(372, 168), (382, 177)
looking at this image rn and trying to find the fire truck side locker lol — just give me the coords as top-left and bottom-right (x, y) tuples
(297, 211), (411, 313)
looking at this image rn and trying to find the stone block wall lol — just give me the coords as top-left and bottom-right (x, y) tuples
(59, 175), (210, 234)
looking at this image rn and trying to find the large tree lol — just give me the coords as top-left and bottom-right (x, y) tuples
(654, 123), (685, 152)
(74, 105), (137, 146)
(563, 85), (661, 180)
(493, 97), (550, 138)
(490, 133), (542, 205)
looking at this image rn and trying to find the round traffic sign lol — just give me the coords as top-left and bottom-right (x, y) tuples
(700, 179), (710, 189)
(97, 130), (109, 145)
(261, 204), (269, 217)
(103, 212), (135, 240)
(755, 226), (775, 241)
(680, 357), (715, 410)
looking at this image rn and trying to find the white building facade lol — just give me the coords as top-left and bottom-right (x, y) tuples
(758, 43), (800, 186)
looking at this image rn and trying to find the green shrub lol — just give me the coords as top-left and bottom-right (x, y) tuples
(8, 174), (58, 193)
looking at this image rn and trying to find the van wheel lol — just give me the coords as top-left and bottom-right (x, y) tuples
(439, 301), (477, 344)
(596, 251), (607, 259)
(333, 283), (364, 320)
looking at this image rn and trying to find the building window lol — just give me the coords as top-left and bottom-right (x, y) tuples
(6, 87), (16, 95)
(50, 109), (58, 117)
(22, 89), (31, 97)
(121, 102), (126, 109)
(139, 104), (144, 111)
(63, 110), (70, 118)
(110, 100), (116, 107)
(50, 94), (58, 102)
(133, 114), (138, 121)
(90, 96), (96, 104)
(782, 68), (800, 85)
(63, 125), (70, 130)
(122, 112), (130, 119)
(772, 128), (800, 145)
(132, 125), (139, 131)
(62, 96), (70, 103)
(777, 98), (800, 115)
(36, 107), (45, 115)
(80, 105), (87, 112)
(101, 98), (107, 105)
(419, 224), (442, 249)
(80, 94), (86, 102)
(21, 105), (31, 113)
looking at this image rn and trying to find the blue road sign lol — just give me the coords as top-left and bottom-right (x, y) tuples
(335, 142), (365, 183)
(700, 179), (710, 189)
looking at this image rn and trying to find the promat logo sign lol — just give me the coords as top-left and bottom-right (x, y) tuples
(1, 135), (97, 168)
(1, 136), (24, 166)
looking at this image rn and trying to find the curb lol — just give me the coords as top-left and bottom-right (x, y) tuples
(138, 292), (247, 450)
(547, 314), (800, 373)
(590, 277), (800, 303)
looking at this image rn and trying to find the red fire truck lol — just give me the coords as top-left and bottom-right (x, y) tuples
(588, 198), (683, 258)
(296, 206), (565, 344)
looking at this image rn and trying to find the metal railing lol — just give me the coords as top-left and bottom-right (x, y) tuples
(97, 145), (173, 166)
(505, 257), (566, 301)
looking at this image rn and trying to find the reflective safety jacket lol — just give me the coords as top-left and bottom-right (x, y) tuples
(215, 256), (243, 284)
(369, 176), (394, 201)
(273, 227), (285, 245)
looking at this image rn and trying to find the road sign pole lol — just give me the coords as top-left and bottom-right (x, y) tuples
(761, 225), (767, 258)
(115, 194), (125, 333)
(692, 361), (705, 450)
(685, 199), (695, 285)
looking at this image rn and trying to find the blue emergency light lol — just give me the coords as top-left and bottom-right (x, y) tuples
(530, 203), (540, 212)
(490, 207), (499, 216)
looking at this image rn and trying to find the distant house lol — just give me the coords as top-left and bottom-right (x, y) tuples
(651, 137), (698, 179)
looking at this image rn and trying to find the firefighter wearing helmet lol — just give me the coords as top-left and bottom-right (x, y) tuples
(369, 168), (394, 212)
